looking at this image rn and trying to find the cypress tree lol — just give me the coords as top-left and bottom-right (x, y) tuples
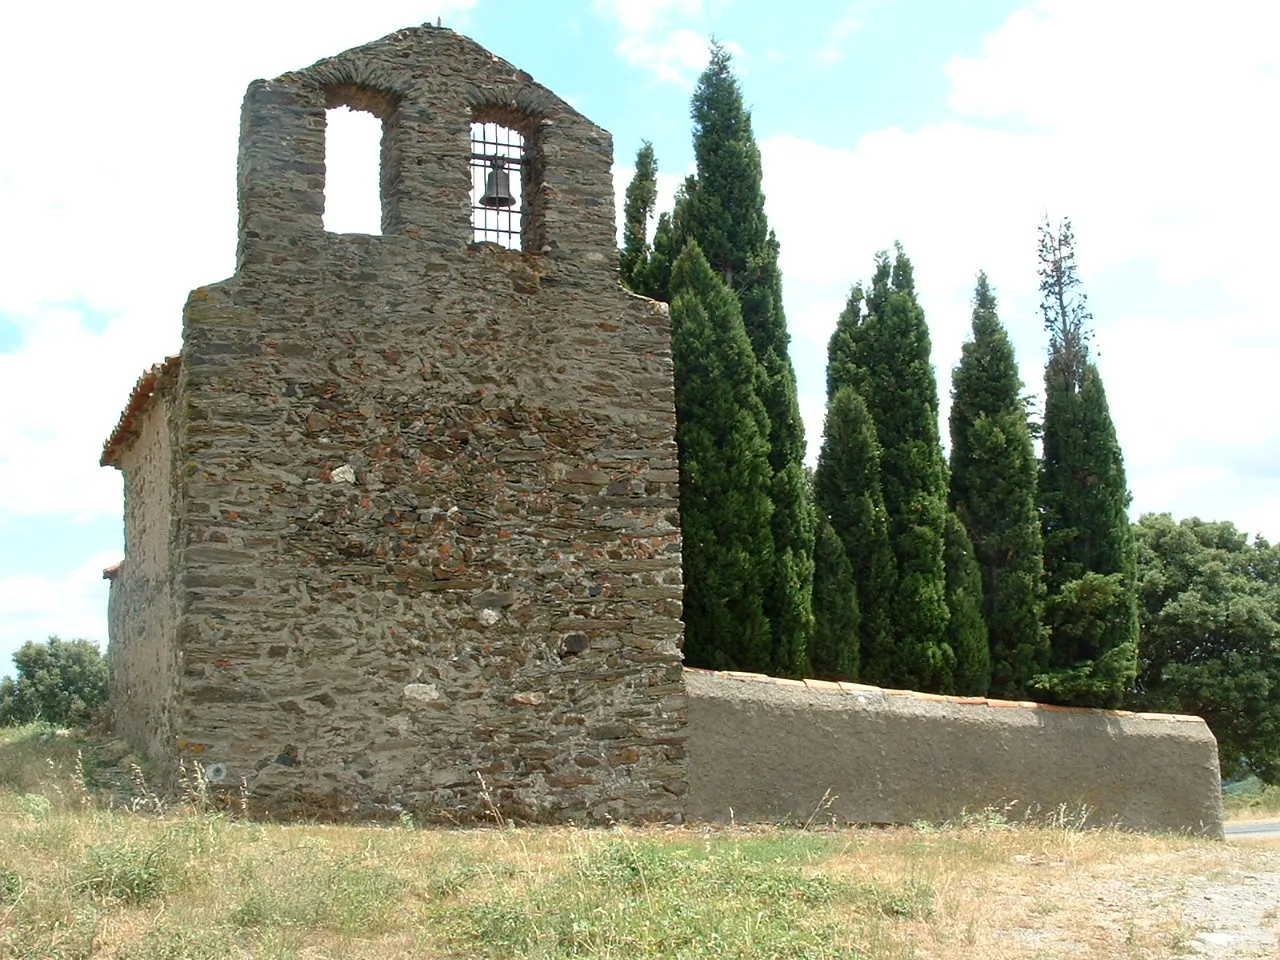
(1042, 360), (1135, 589)
(943, 512), (991, 695)
(1036, 218), (1138, 707)
(680, 42), (814, 676)
(682, 44), (767, 296)
(948, 273), (1047, 698)
(625, 176), (687, 304)
(810, 515), (860, 681)
(641, 209), (678, 302)
(814, 384), (895, 683)
(825, 285), (870, 401)
(619, 142), (658, 294)
(849, 246), (953, 691)
(667, 239), (775, 672)
(817, 301), (897, 685)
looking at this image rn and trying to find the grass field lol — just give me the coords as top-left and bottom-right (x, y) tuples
(1, 723), (1276, 959)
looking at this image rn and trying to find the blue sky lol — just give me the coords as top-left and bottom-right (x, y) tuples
(1, 0), (1278, 676)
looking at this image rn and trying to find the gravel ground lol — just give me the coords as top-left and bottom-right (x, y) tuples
(984, 841), (1280, 958)
(1179, 861), (1280, 958)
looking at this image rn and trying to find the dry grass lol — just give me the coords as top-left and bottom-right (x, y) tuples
(1224, 780), (1280, 821)
(2, 723), (1277, 960)
(1232, 835), (1280, 851)
(820, 824), (1238, 958)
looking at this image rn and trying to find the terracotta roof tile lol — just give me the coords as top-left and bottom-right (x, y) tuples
(101, 356), (181, 468)
(802, 678), (841, 691)
(838, 682), (882, 695)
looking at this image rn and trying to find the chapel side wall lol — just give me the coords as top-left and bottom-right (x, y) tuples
(107, 393), (182, 770)
(685, 671), (1225, 837)
(166, 29), (686, 822)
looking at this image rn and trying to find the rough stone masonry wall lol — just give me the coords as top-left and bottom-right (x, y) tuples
(685, 669), (1225, 837)
(161, 27), (685, 822)
(105, 368), (183, 768)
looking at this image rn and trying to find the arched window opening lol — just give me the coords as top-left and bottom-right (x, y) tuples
(324, 105), (384, 234)
(471, 122), (525, 249)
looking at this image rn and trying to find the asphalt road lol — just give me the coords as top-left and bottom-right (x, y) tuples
(1225, 820), (1280, 839)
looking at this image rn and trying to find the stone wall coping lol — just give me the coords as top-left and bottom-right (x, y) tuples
(682, 667), (1206, 724)
(101, 355), (181, 469)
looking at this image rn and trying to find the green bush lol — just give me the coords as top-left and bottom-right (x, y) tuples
(230, 857), (406, 933)
(0, 637), (107, 727)
(0, 866), (21, 903)
(80, 839), (175, 905)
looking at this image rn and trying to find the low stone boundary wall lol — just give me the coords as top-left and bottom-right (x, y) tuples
(684, 669), (1224, 837)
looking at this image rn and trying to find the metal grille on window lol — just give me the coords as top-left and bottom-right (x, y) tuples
(470, 122), (524, 248)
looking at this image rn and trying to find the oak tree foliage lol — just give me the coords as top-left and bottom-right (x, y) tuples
(1133, 514), (1280, 782)
(0, 637), (108, 727)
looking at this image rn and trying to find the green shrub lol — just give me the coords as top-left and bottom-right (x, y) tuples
(0, 637), (108, 727)
(230, 857), (405, 933)
(0, 866), (21, 903)
(80, 839), (176, 905)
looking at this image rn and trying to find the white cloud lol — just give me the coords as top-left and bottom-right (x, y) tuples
(762, 0), (1280, 536)
(944, 0), (1279, 295)
(590, 0), (740, 86)
(617, 28), (719, 86)
(0, 1), (476, 523)
(0, 307), (140, 518)
(0, 552), (118, 673)
(817, 18), (860, 66)
(589, 0), (704, 34)
(816, 1), (878, 67)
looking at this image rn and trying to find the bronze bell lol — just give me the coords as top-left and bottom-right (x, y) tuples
(480, 159), (516, 208)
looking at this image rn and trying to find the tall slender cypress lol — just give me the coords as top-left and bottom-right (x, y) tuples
(679, 43), (814, 676)
(814, 383), (895, 683)
(810, 514), (860, 681)
(943, 512), (991, 695)
(667, 240), (775, 672)
(1036, 218), (1138, 707)
(619, 142), (658, 295)
(851, 246), (953, 691)
(948, 273), (1047, 698)
(818, 292), (897, 684)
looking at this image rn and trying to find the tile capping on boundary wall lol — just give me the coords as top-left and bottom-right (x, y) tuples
(681, 667), (1207, 724)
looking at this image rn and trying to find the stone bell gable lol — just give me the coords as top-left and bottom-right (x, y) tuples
(103, 25), (687, 822)
(234, 26), (620, 271)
